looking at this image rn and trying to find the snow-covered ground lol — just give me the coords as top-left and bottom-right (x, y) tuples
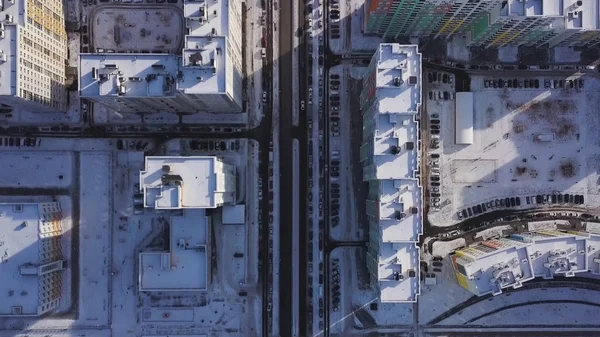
(437, 287), (600, 326)
(428, 73), (600, 227)
(328, 64), (363, 242)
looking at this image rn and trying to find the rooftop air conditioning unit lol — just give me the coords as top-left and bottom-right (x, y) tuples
(5, 14), (12, 23)
(0, 30), (5, 39)
(0, 52), (6, 63)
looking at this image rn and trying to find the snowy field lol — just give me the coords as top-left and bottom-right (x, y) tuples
(0, 152), (72, 188)
(429, 73), (600, 226)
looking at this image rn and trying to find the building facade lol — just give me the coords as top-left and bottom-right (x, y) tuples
(0, 0), (68, 112)
(79, 0), (243, 114)
(452, 230), (600, 296)
(0, 202), (67, 316)
(364, 0), (503, 40)
(467, 0), (600, 48)
(360, 44), (423, 302)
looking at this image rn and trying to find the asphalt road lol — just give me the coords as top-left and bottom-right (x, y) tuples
(278, 0), (296, 335)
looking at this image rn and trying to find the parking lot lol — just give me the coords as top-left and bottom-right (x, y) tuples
(427, 73), (600, 227)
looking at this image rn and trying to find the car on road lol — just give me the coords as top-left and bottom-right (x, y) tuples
(301, 101), (305, 110)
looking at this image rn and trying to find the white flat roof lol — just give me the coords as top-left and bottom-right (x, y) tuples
(379, 179), (422, 242)
(140, 156), (218, 209)
(374, 44), (421, 113)
(79, 52), (225, 98)
(379, 243), (420, 302)
(373, 114), (419, 179)
(139, 209), (207, 291)
(0, 204), (44, 315)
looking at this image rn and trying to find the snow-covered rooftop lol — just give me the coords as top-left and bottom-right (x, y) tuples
(139, 209), (208, 291)
(139, 156), (235, 209)
(80, 0), (232, 99)
(373, 44), (421, 113)
(379, 179), (422, 242)
(378, 243), (420, 302)
(453, 230), (600, 296)
(373, 114), (419, 180)
(0, 203), (65, 316)
(0, 204), (43, 316)
(363, 44), (423, 303)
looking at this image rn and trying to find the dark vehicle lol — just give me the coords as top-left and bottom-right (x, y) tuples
(472, 206), (479, 215)
(330, 95), (340, 101)
(476, 204), (483, 213)
(500, 198), (505, 207)
(430, 176), (440, 181)
(442, 74), (448, 83)
(481, 203), (487, 212)
(431, 153), (440, 159)
(505, 197), (510, 206)
(516, 197), (521, 206)
(512, 79), (518, 87)
(432, 261), (443, 267)
(428, 91), (433, 100)
(551, 194), (557, 204)
(462, 209), (468, 218)
(558, 194), (563, 203)
(564, 193), (570, 202)
(467, 208), (473, 217)
(318, 56), (323, 65)
(495, 199), (501, 207)
(534, 79), (539, 88)
(536, 195), (542, 204)
(428, 73), (433, 83)
(580, 195), (585, 204)
(510, 197), (516, 207)
(432, 71), (437, 81)
(431, 182), (440, 186)
(574, 195), (581, 204)
(433, 256), (443, 261)
(430, 119), (440, 124)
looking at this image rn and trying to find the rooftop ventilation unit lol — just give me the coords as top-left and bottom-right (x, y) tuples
(393, 77), (403, 87)
(5, 14), (13, 23)
(104, 64), (117, 69)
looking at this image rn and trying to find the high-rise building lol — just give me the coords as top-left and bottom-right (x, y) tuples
(469, 0), (600, 48)
(363, 0), (502, 40)
(0, 0), (68, 112)
(0, 202), (67, 316)
(360, 44), (423, 302)
(79, 0), (243, 114)
(452, 230), (600, 297)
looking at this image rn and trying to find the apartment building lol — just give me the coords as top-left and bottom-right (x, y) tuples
(360, 44), (423, 302)
(79, 0), (243, 114)
(0, 0), (68, 113)
(364, 0), (502, 40)
(468, 0), (600, 48)
(452, 230), (600, 297)
(0, 203), (67, 316)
